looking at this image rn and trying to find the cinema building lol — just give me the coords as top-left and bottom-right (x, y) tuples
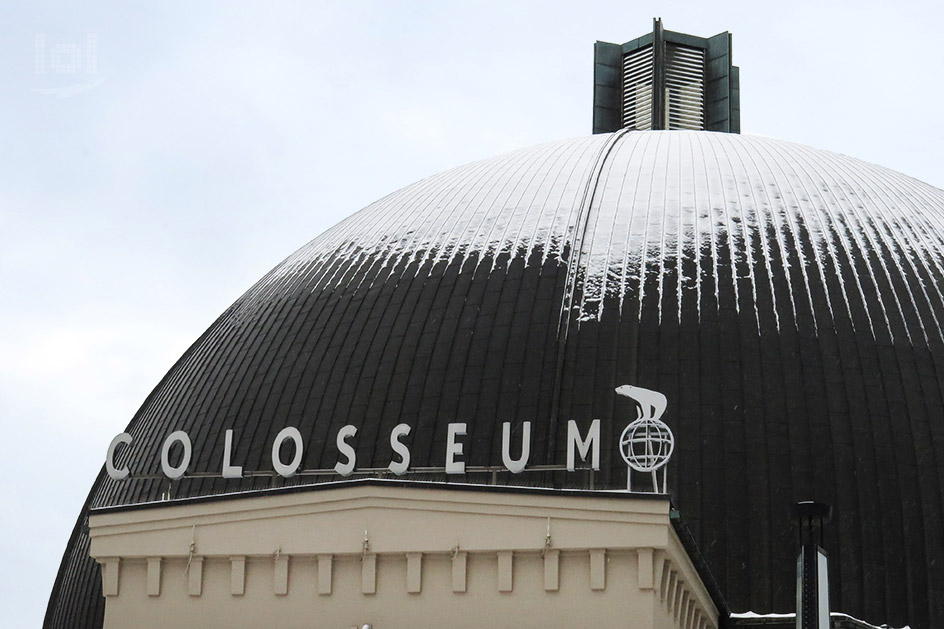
(46, 21), (944, 629)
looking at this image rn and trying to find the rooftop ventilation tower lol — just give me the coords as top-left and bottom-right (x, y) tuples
(593, 18), (740, 133)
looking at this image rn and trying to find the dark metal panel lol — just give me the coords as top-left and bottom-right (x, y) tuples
(593, 41), (622, 134)
(706, 32), (735, 133)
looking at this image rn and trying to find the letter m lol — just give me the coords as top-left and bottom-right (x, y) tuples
(567, 419), (600, 471)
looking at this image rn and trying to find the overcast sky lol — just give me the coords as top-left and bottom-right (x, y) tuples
(1, 1), (941, 625)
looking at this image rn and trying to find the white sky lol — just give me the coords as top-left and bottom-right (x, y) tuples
(1, 1), (941, 625)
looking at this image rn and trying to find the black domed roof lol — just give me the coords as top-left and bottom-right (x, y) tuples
(48, 130), (944, 628)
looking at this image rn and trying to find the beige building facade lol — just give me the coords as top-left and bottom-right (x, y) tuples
(88, 481), (719, 629)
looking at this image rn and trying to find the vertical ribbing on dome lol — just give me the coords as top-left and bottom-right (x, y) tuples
(545, 128), (631, 465)
(48, 132), (944, 629)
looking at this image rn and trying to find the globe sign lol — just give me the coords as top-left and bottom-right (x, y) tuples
(619, 417), (675, 473)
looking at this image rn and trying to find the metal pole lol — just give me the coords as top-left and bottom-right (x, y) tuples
(792, 502), (832, 629)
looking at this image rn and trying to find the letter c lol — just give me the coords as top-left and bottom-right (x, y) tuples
(106, 433), (132, 480)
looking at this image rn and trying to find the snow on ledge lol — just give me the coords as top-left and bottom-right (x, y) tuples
(729, 610), (910, 629)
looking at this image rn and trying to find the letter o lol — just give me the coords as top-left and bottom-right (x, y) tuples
(272, 427), (304, 478)
(160, 430), (192, 480)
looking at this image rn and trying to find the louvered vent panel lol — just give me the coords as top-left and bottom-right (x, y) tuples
(621, 45), (653, 130)
(665, 44), (705, 130)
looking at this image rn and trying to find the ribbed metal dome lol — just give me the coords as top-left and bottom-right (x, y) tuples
(47, 130), (944, 628)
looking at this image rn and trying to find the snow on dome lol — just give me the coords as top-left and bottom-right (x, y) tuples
(48, 131), (944, 628)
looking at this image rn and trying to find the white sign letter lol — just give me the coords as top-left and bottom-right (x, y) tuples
(388, 423), (411, 476)
(445, 423), (467, 474)
(501, 422), (531, 474)
(106, 433), (132, 480)
(272, 427), (303, 478)
(334, 425), (358, 476)
(161, 430), (192, 480)
(566, 419), (600, 471)
(222, 429), (243, 479)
